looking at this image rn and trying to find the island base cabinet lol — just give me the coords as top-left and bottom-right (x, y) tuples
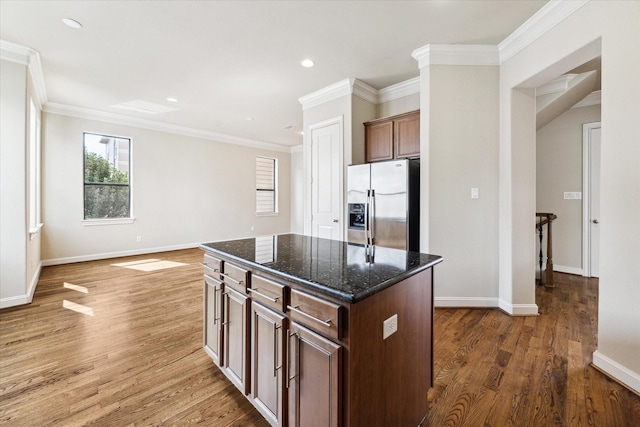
(222, 286), (250, 395)
(251, 302), (287, 427)
(287, 322), (340, 427)
(204, 275), (224, 365)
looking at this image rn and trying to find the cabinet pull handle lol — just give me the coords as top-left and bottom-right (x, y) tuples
(220, 273), (244, 285)
(212, 286), (221, 324)
(286, 330), (299, 388)
(248, 288), (279, 303)
(274, 324), (281, 377)
(287, 305), (332, 328)
(200, 262), (219, 272)
(204, 273), (223, 285)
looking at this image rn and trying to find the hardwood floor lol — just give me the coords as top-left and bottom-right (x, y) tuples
(425, 273), (640, 427)
(1, 249), (638, 426)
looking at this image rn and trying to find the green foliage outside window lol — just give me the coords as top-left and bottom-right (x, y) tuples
(84, 141), (130, 219)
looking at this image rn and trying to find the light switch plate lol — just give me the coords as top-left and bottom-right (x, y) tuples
(383, 314), (398, 340)
(471, 188), (479, 199)
(564, 192), (582, 200)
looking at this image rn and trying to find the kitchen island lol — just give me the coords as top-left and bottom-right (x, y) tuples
(200, 233), (442, 427)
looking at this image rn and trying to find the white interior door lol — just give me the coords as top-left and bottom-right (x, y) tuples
(589, 126), (601, 277)
(583, 122), (601, 278)
(310, 120), (342, 240)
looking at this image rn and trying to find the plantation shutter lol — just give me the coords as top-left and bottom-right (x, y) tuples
(256, 157), (276, 213)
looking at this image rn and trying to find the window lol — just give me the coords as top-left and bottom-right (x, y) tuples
(83, 132), (131, 220)
(28, 99), (42, 236)
(256, 156), (277, 214)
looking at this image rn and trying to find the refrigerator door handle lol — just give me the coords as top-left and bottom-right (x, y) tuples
(369, 189), (375, 244)
(364, 189), (370, 245)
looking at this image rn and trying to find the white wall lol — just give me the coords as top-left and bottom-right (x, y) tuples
(41, 113), (291, 263)
(0, 57), (42, 308)
(536, 105), (601, 273)
(377, 93), (420, 118)
(351, 96), (376, 165)
(500, 0), (640, 392)
(0, 59), (27, 303)
(419, 64), (500, 306)
(290, 147), (303, 234)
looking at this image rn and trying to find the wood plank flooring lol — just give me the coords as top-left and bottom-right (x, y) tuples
(1, 249), (638, 426)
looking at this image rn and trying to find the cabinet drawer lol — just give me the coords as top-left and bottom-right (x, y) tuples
(288, 289), (341, 340)
(203, 253), (222, 279)
(250, 275), (286, 313)
(221, 261), (249, 293)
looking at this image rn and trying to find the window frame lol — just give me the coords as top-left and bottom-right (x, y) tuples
(28, 98), (43, 239)
(81, 131), (134, 226)
(255, 156), (278, 216)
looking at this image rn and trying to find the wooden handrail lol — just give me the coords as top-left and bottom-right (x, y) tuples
(536, 213), (557, 287)
(536, 213), (557, 228)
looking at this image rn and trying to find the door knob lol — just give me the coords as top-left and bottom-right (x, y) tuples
(592, 219), (599, 224)
(333, 219), (339, 223)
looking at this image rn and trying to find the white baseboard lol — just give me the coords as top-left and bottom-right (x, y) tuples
(553, 264), (583, 276)
(27, 261), (41, 301)
(592, 350), (640, 395)
(42, 242), (201, 266)
(435, 296), (499, 308)
(435, 297), (539, 316)
(0, 294), (31, 309)
(498, 299), (539, 316)
(0, 261), (42, 309)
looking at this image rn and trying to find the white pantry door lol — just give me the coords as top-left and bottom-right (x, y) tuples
(310, 119), (342, 240)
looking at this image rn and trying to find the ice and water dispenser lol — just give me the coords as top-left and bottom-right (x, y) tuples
(348, 203), (366, 230)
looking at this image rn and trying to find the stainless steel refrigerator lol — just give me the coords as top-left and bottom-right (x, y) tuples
(347, 159), (420, 251)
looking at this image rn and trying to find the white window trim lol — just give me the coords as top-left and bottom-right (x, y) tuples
(29, 223), (44, 240)
(82, 217), (136, 226)
(256, 156), (279, 215)
(28, 98), (42, 237)
(82, 131), (134, 223)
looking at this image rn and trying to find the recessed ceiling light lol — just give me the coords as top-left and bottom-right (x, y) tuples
(301, 59), (315, 68)
(166, 97), (178, 103)
(62, 18), (82, 29)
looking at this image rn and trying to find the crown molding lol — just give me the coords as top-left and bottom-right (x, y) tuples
(572, 90), (601, 108)
(352, 78), (378, 104)
(378, 77), (420, 104)
(300, 76), (420, 109)
(298, 78), (353, 110)
(411, 44), (499, 68)
(298, 78), (378, 109)
(499, 0), (590, 65)
(0, 39), (33, 64)
(43, 102), (291, 153)
(1, 40), (48, 108)
(536, 74), (577, 96)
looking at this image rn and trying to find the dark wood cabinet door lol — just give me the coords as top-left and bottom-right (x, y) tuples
(287, 322), (340, 427)
(223, 287), (249, 394)
(394, 111), (420, 159)
(365, 120), (394, 163)
(251, 302), (287, 426)
(204, 275), (224, 366)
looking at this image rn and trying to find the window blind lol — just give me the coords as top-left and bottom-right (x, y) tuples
(256, 157), (276, 213)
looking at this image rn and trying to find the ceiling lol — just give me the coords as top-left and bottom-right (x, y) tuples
(1, 0), (548, 148)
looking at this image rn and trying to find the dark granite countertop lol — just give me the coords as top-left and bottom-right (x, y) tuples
(200, 233), (442, 303)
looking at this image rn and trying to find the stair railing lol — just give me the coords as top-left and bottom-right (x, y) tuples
(536, 212), (557, 287)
